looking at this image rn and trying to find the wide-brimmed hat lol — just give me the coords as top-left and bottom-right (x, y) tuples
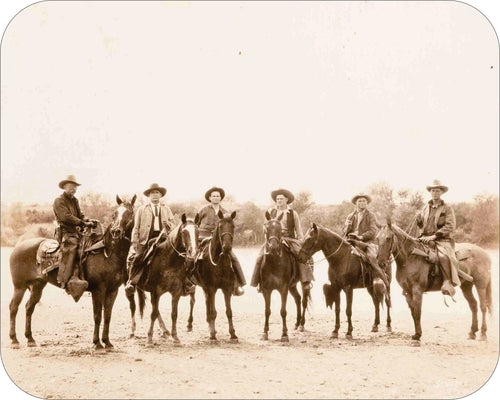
(426, 179), (448, 193)
(58, 175), (81, 189)
(143, 183), (166, 197)
(351, 194), (372, 204)
(205, 186), (225, 202)
(271, 188), (295, 204)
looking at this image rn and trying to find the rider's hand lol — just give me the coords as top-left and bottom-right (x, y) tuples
(420, 235), (436, 243)
(347, 233), (361, 240)
(83, 221), (94, 228)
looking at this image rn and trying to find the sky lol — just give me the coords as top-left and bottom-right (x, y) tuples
(0, 2), (499, 400)
(1, 1), (498, 207)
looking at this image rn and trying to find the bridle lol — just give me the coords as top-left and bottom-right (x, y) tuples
(263, 220), (282, 256)
(300, 226), (347, 264)
(207, 219), (234, 266)
(104, 203), (134, 258)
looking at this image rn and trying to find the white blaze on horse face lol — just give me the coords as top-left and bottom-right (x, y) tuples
(184, 223), (197, 257)
(115, 205), (127, 227)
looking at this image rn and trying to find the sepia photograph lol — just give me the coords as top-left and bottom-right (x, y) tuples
(1, 1), (499, 399)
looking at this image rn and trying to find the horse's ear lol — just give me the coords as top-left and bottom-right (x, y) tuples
(217, 210), (224, 219)
(194, 213), (200, 225)
(265, 211), (271, 221)
(312, 223), (318, 232)
(386, 217), (392, 228)
(181, 213), (187, 224)
(230, 211), (236, 220)
(131, 194), (137, 206)
(116, 195), (123, 205)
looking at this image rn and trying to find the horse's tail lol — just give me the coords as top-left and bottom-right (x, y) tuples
(372, 278), (387, 309)
(486, 279), (493, 316)
(137, 288), (146, 319)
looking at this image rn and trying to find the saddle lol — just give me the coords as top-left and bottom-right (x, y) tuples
(411, 244), (473, 282)
(36, 239), (62, 275)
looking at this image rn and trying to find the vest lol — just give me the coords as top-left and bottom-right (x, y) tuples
(270, 208), (296, 239)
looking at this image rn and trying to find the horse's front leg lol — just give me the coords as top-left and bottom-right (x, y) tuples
(157, 311), (171, 338)
(331, 288), (341, 339)
(300, 284), (310, 332)
(91, 287), (105, 350)
(280, 289), (289, 342)
(147, 292), (160, 347)
(345, 286), (354, 339)
(368, 286), (381, 333)
(125, 287), (137, 338)
(476, 285), (488, 340)
(204, 289), (217, 341)
(102, 288), (119, 350)
(261, 289), (271, 341)
(288, 285), (302, 330)
(409, 287), (423, 342)
(223, 289), (238, 342)
(10, 287), (27, 349)
(187, 291), (196, 332)
(171, 294), (180, 343)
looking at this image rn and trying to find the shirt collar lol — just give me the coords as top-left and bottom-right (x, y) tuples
(428, 199), (444, 208)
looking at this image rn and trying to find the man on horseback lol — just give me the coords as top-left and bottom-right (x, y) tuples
(53, 175), (95, 294)
(250, 188), (314, 292)
(343, 193), (391, 294)
(416, 180), (460, 297)
(125, 183), (176, 296)
(191, 186), (246, 296)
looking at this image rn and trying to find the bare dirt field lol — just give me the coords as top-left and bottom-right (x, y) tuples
(1, 246), (499, 399)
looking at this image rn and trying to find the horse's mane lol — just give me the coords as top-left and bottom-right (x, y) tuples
(316, 225), (351, 247)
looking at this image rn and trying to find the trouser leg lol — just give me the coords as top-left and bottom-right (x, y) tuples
(128, 245), (146, 286)
(58, 234), (79, 288)
(250, 248), (264, 287)
(230, 251), (246, 286)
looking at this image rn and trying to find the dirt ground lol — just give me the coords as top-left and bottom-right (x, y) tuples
(1, 246), (499, 399)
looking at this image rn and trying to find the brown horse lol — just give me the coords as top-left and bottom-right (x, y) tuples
(259, 211), (311, 342)
(377, 219), (492, 342)
(194, 210), (240, 342)
(127, 214), (200, 346)
(9, 194), (136, 350)
(298, 223), (390, 339)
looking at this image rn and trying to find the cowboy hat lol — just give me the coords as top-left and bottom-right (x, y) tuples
(58, 175), (81, 189)
(426, 179), (448, 193)
(205, 186), (225, 202)
(271, 188), (295, 204)
(351, 194), (372, 204)
(143, 183), (167, 197)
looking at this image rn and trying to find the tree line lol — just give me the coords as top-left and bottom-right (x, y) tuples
(1, 182), (498, 248)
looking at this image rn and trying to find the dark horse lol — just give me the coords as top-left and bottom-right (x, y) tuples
(9, 194), (136, 350)
(126, 214), (200, 346)
(194, 210), (240, 342)
(377, 219), (492, 342)
(298, 223), (390, 339)
(259, 211), (311, 342)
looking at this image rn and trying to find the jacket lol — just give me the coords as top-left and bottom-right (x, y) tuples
(198, 204), (227, 236)
(131, 202), (175, 246)
(343, 208), (379, 243)
(53, 193), (86, 234)
(416, 200), (456, 241)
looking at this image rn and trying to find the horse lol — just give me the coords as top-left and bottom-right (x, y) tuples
(258, 211), (311, 342)
(126, 213), (200, 346)
(376, 219), (492, 342)
(297, 223), (391, 339)
(194, 210), (240, 342)
(9, 194), (136, 350)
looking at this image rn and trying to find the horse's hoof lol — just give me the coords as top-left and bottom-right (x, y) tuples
(298, 325), (305, 332)
(104, 342), (114, 351)
(186, 326), (193, 333)
(160, 332), (170, 339)
(371, 326), (379, 333)
(330, 333), (339, 339)
(11, 342), (20, 350)
(410, 340), (421, 347)
(468, 332), (476, 340)
(129, 333), (135, 339)
(261, 334), (268, 341)
(345, 334), (353, 340)
(281, 335), (289, 343)
(230, 338), (239, 344)
(210, 337), (218, 342)
(294, 324), (299, 330)
(386, 327), (392, 333)
(479, 334), (487, 342)
(27, 340), (37, 348)
(146, 342), (154, 348)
